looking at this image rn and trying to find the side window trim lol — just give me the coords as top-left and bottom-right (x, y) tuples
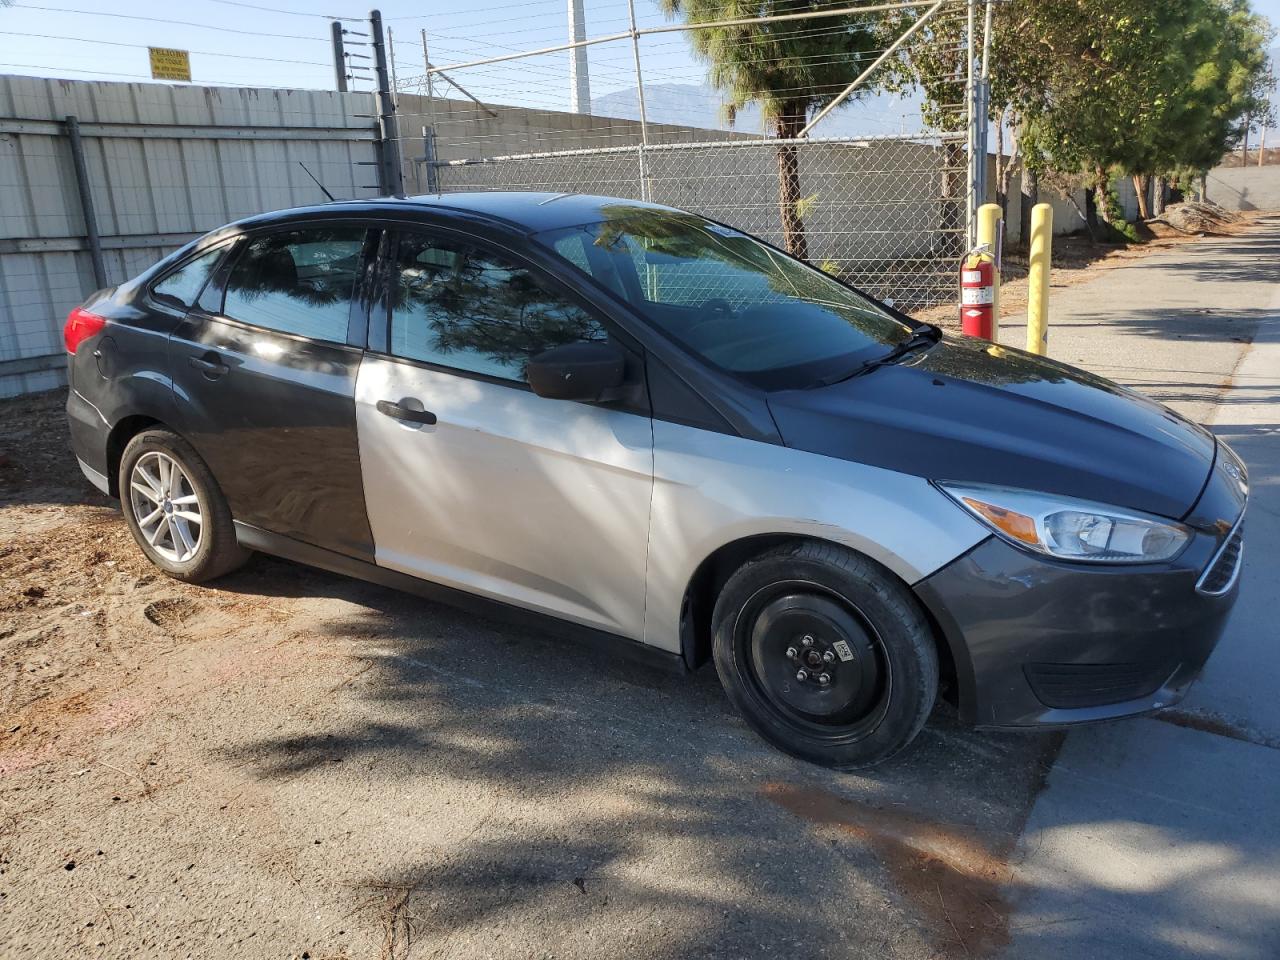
(345, 227), (384, 350)
(191, 236), (243, 318)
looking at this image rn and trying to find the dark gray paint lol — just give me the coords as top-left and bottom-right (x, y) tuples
(915, 533), (1235, 727)
(768, 334), (1217, 521)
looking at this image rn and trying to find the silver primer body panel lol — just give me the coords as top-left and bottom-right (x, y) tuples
(643, 420), (991, 653)
(355, 355), (654, 640)
(77, 456), (111, 495)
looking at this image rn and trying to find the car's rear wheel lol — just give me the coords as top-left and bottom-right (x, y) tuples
(119, 429), (249, 583)
(712, 541), (938, 769)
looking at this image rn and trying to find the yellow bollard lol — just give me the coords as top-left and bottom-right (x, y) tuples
(1026, 202), (1054, 356)
(976, 203), (1003, 340)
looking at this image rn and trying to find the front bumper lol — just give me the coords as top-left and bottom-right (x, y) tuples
(915, 527), (1241, 728)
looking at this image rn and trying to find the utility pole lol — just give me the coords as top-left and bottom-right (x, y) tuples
(567, 0), (591, 114)
(370, 9), (404, 195)
(331, 21), (347, 92)
(1241, 111), (1250, 167)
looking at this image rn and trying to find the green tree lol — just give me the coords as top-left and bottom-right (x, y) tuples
(657, 0), (884, 259)
(1014, 0), (1272, 235)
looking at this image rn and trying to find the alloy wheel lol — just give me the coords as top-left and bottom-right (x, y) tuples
(129, 451), (203, 563)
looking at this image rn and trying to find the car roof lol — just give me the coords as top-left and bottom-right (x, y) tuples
(229, 192), (682, 235)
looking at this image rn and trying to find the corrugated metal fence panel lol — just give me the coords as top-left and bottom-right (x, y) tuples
(0, 75), (381, 398)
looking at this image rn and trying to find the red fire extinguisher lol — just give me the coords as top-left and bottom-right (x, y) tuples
(959, 248), (995, 340)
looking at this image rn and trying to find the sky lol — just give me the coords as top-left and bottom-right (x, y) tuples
(0, 0), (1276, 135)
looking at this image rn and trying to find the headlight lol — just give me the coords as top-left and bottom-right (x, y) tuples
(937, 482), (1191, 564)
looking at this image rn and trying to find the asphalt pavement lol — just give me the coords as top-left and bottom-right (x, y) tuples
(998, 217), (1280, 960)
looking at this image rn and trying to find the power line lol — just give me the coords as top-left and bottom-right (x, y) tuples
(200, 0), (358, 19)
(6, 3), (330, 43)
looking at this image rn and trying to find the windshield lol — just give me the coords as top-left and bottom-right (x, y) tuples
(533, 207), (913, 389)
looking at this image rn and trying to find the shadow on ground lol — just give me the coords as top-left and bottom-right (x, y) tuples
(210, 553), (1060, 959)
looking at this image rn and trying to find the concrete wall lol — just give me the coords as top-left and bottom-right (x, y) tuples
(996, 165), (1141, 245)
(0, 75), (379, 397)
(394, 92), (747, 194)
(1205, 164), (1280, 212)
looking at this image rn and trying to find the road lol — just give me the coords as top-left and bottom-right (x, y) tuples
(998, 217), (1280, 960)
(1, 219), (1277, 960)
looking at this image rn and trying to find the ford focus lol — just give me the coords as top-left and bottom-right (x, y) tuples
(64, 193), (1247, 768)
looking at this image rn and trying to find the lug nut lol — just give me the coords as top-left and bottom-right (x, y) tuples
(818, 673), (831, 685)
(796, 669), (809, 682)
(785, 646), (798, 660)
(802, 635), (814, 647)
(823, 650), (835, 663)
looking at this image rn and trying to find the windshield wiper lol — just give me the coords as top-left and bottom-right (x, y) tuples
(812, 325), (941, 387)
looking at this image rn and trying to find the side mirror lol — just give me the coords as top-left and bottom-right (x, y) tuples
(527, 341), (625, 401)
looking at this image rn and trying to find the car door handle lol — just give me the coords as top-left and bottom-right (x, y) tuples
(188, 353), (229, 378)
(376, 399), (437, 425)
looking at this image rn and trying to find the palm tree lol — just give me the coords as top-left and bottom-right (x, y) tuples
(658, 0), (882, 260)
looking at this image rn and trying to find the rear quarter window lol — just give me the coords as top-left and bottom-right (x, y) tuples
(149, 246), (226, 310)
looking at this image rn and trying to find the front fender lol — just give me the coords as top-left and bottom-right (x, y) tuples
(643, 420), (989, 654)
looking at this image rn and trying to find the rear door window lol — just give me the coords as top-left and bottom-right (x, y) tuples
(222, 227), (368, 343)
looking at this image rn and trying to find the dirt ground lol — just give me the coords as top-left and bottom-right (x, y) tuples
(0, 391), (1062, 960)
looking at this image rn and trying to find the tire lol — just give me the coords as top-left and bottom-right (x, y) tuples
(118, 428), (250, 583)
(712, 540), (938, 770)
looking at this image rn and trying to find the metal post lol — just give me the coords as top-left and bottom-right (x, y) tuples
(1026, 203), (1053, 356)
(980, 0), (993, 79)
(626, 0), (649, 200)
(422, 29), (442, 193)
(977, 202), (1002, 340)
(331, 21), (348, 92)
(370, 9), (404, 196)
(388, 27), (399, 110)
(568, 0), (591, 113)
(975, 0), (993, 207)
(966, 0), (977, 246)
(65, 115), (106, 290)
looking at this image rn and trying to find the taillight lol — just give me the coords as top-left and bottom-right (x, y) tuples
(64, 307), (107, 354)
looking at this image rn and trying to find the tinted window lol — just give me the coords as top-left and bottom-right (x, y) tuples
(223, 227), (366, 342)
(534, 207), (911, 390)
(389, 232), (607, 382)
(151, 247), (224, 309)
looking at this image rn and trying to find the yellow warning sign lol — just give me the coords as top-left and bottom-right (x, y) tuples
(148, 47), (192, 82)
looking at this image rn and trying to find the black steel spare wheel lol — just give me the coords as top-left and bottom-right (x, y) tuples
(747, 591), (888, 732)
(711, 541), (938, 769)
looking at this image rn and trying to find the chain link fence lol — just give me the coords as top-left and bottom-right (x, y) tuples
(409, 0), (978, 312)
(435, 133), (966, 308)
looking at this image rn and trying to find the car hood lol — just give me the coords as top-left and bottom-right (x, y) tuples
(766, 333), (1216, 522)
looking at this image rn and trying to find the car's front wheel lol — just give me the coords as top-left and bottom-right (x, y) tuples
(712, 541), (939, 769)
(119, 429), (250, 583)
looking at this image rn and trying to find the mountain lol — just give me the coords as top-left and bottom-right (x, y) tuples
(590, 82), (926, 139)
